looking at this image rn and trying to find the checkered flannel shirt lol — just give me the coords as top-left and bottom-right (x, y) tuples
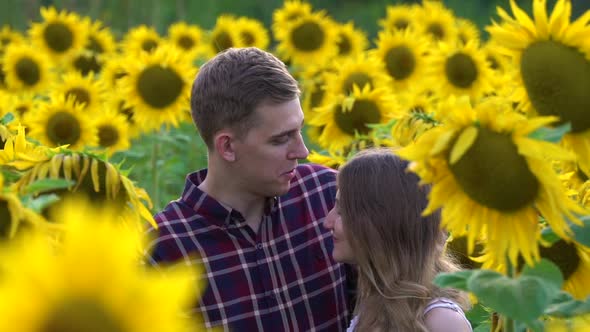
(145, 164), (351, 331)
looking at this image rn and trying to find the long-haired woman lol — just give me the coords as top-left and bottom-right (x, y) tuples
(324, 148), (472, 332)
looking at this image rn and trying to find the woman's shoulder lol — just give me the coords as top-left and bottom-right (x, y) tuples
(424, 298), (472, 332)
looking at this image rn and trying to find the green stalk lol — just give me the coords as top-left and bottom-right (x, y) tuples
(151, 131), (161, 211)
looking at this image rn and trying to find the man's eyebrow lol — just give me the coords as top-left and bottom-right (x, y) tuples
(270, 120), (305, 138)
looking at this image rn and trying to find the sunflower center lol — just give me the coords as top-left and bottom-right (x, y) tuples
(385, 45), (416, 80)
(41, 297), (125, 332)
(118, 101), (135, 125)
(66, 88), (91, 108)
(291, 21), (325, 52)
(310, 88), (325, 109)
(1, 37), (10, 46)
(74, 54), (101, 76)
(342, 72), (372, 94)
(137, 65), (183, 109)
(486, 55), (500, 71)
(334, 99), (382, 136)
(0, 199), (11, 240)
(337, 33), (351, 56)
(212, 30), (233, 53)
(15, 57), (41, 86)
(0, 66), (6, 86)
(46, 111), (81, 146)
(540, 240), (580, 280)
(427, 23), (444, 40)
(98, 124), (120, 148)
(448, 126), (539, 211)
(178, 35), (195, 50)
(521, 41), (590, 133)
(43, 23), (73, 53)
(241, 32), (255, 46)
(445, 52), (478, 89)
(16, 105), (29, 116)
(394, 19), (409, 30)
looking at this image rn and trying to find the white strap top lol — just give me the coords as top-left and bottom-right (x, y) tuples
(346, 297), (472, 332)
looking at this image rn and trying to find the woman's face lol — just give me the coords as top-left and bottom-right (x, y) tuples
(324, 191), (355, 264)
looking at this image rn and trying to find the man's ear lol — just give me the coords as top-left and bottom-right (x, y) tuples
(213, 131), (236, 162)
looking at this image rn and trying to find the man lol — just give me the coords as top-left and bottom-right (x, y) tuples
(145, 47), (351, 331)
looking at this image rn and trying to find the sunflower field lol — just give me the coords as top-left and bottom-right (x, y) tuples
(1, 0), (590, 331)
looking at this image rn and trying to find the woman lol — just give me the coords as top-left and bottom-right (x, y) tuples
(324, 148), (472, 332)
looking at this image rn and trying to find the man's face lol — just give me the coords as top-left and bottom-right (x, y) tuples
(232, 98), (309, 197)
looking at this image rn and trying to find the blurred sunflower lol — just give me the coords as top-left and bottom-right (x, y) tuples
(372, 29), (428, 90)
(309, 85), (396, 151)
(0, 198), (205, 332)
(424, 41), (493, 100)
(323, 53), (391, 97)
(235, 17), (270, 50)
(391, 90), (439, 147)
(334, 22), (368, 59)
(3, 43), (53, 93)
(456, 18), (480, 46)
(120, 46), (195, 131)
(415, 1), (458, 44)
(94, 109), (131, 155)
(28, 7), (87, 61)
(203, 15), (243, 58)
(301, 64), (330, 114)
(275, 11), (339, 67)
(110, 97), (141, 138)
(101, 55), (128, 91)
(307, 150), (347, 170)
(538, 239), (590, 300)
(378, 4), (418, 32)
(272, 0), (313, 37)
(122, 25), (162, 56)
(398, 96), (585, 267)
(546, 315), (590, 332)
(0, 25), (24, 51)
(17, 152), (155, 227)
(50, 71), (105, 113)
(0, 124), (59, 170)
(487, 0), (590, 174)
(28, 96), (97, 150)
(70, 19), (116, 76)
(167, 21), (204, 60)
(0, 183), (26, 240)
(3, 93), (40, 130)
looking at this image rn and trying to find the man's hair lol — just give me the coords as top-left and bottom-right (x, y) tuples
(337, 148), (467, 331)
(191, 47), (300, 148)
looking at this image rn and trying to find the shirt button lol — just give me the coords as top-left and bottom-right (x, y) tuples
(256, 243), (263, 250)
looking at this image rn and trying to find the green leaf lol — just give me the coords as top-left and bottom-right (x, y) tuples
(528, 122), (571, 143)
(466, 302), (491, 327)
(521, 258), (563, 291)
(23, 193), (60, 213)
(0, 112), (15, 125)
(570, 215), (590, 247)
(473, 323), (491, 332)
(545, 291), (590, 318)
(23, 178), (75, 195)
(433, 270), (474, 290)
(467, 270), (555, 323)
(540, 226), (560, 245)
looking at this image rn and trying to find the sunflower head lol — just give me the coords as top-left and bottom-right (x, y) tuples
(236, 17), (270, 50)
(378, 4), (418, 32)
(122, 25), (162, 56)
(29, 7), (87, 60)
(0, 25), (24, 52)
(70, 19), (116, 76)
(205, 15), (243, 57)
(2, 43), (53, 93)
(167, 21), (204, 59)
(334, 22), (368, 59)
(51, 71), (106, 112)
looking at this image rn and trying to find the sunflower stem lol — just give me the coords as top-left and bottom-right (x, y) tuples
(151, 129), (161, 211)
(503, 257), (517, 332)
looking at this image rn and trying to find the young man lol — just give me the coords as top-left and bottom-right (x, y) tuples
(145, 47), (351, 331)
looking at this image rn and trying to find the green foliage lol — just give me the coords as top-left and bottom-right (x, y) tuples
(528, 122), (572, 143)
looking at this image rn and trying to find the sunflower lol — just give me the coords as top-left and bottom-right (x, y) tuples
(70, 19), (116, 76)
(119, 46), (196, 131)
(309, 85), (396, 152)
(487, 0), (590, 174)
(272, 0), (313, 37)
(334, 21), (368, 59)
(17, 152), (155, 227)
(424, 41), (494, 100)
(398, 96), (585, 267)
(122, 25), (162, 56)
(0, 25), (24, 52)
(307, 150), (347, 169)
(390, 90), (439, 147)
(456, 18), (481, 46)
(0, 124), (60, 170)
(167, 21), (204, 60)
(28, 96), (97, 150)
(234, 17), (270, 50)
(0, 187), (26, 241)
(415, 1), (458, 44)
(3, 93), (40, 132)
(2, 43), (53, 93)
(28, 7), (87, 61)
(378, 4), (418, 32)
(50, 71), (105, 113)
(94, 109), (131, 155)
(202, 15), (243, 58)
(101, 55), (128, 91)
(322, 53), (392, 97)
(275, 11), (339, 68)
(109, 96), (141, 138)
(546, 315), (590, 332)
(371, 29), (429, 90)
(0, 198), (205, 332)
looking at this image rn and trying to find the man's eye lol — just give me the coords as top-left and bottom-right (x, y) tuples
(271, 137), (288, 145)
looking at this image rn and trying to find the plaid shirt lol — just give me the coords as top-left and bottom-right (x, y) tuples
(145, 164), (350, 331)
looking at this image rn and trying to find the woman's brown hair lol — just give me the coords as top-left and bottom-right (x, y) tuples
(338, 148), (467, 331)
